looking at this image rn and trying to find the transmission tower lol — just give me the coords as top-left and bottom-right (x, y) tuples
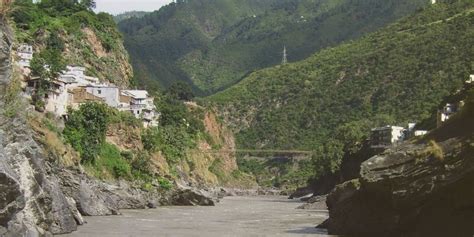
(282, 46), (288, 65)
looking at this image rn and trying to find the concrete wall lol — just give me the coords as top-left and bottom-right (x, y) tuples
(86, 86), (120, 107)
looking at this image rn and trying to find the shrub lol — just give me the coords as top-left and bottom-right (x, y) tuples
(158, 177), (173, 190)
(97, 143), (131, 179)
(426, 140), (444, 161)
(63, 102), (110, 163)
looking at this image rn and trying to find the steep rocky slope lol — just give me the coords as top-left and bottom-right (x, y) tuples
(322, 88), (474, 236)
(0, 18), (168, 236)
(12, 1), (133, 86)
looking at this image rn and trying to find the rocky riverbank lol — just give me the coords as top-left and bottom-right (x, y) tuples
(321, 105), (474, 236)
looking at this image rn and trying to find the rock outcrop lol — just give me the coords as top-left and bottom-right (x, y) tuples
(297, 195), (327, 210)
(322, 136), (474, 236)
(170, 189), (216, 206)
(0, 19), (164, 236)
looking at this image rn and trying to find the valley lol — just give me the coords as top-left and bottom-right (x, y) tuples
(0, 0), (473, 236)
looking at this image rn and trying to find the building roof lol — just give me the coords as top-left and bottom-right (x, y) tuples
(70, 88), (104, 103)
(371, 125), (405, 132)
(121, 90), (149, 99)
(84, 83), (118, 89)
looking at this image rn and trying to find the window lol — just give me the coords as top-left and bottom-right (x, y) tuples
(98, 90), (102, 95)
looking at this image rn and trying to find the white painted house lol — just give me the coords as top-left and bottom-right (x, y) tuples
(370, 126), (405, 148)
(59, 66), (99, 86)
(85, 84), (120, 108)
(45, 77), (79, 117)
(466, 74), (474, 84)
(34, 65), (160, 126)
(17, 44), (33, 68)
(44, 66), (101, 117)
(120, 90), (159, 127)
(439, 103), (458, 123)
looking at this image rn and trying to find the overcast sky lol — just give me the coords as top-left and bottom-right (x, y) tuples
(95, 0), (173, 15)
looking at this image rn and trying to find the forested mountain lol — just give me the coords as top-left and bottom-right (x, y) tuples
(113, 11), (148, 23)
(209, 0), (474, 171)
(118, 0), (429, 94)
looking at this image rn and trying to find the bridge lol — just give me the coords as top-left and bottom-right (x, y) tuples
(197, 149), (314, 161)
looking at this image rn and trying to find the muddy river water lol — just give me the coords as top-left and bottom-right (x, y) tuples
(62, 196), (330, 237)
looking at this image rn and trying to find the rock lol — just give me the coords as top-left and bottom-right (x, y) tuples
(324, 138), (474, 236)
(297, 195), (328, 210)
(146, 202), (157, 209)
(65, 197), (84, 225)
(0, 161), (24, 228)
(288, 187), (314, 199)
(171, 189), (215, 206)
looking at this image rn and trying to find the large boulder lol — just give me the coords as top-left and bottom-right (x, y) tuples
(171, 189), (216, 206)
(323, 138), (474, 236)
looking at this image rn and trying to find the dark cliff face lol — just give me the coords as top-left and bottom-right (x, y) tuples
(0, 19), (79, 236)
(323, 103), (474, 236)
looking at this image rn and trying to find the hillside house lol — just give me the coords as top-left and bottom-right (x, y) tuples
(84, 84), (120, 107)
(370, 126), (405, 148)
(45, 77), (80, 117)
(69, 87), (104, 110)
(17, 44), (33, 68)
(59, 66), (99, 86)
(43, 66), (101, 117)
(466, 75), (474, 84)
(120, 90), (159, 127)
(437, 103), (459, 127)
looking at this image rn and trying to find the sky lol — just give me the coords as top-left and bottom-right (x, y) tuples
(94, 0), (173, 15)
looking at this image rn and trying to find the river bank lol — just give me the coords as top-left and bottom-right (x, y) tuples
(61, 196), (330, 237)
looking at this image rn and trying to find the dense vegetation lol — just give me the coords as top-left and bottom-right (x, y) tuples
(238, 157), (315, 190)
(113, 11), (148, 23)
(118, 0), (429, 95)
(11, 0), (133, 86)
(210, 0), (474, 180)
(142, 92), (209, 165)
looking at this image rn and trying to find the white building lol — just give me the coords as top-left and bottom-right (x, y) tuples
(85, 84), (120, 108)
(45, 77), (80, 117)
(466, 75), (474, 84)
(370, 126), (405, 148)
(120, 90), (159, 127)
(414, 130), (428, 137)
(439, 103), (458, 123)
(17, 44), (33, 68)
(59, 66), (99, 86)
(44, 66), (101, 117)
(34, 65), (160, 126)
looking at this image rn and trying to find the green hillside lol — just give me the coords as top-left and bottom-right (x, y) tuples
(209, 0), (473, 158)
(118, 0), (429, 94)
(12, 0), (133, 86)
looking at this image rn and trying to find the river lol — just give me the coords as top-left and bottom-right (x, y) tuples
(62, 196), (331, 237)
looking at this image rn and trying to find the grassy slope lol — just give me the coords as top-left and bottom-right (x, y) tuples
(209, 1), (474, 151)
(119, 0), (429, 94)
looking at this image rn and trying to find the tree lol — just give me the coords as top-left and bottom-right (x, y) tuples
(63, 102), (110, 163)
(167, 81), (194, 101)
(81, 0), (96, 10)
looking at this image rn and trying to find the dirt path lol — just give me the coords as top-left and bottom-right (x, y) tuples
(62, 196), (331, 237)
